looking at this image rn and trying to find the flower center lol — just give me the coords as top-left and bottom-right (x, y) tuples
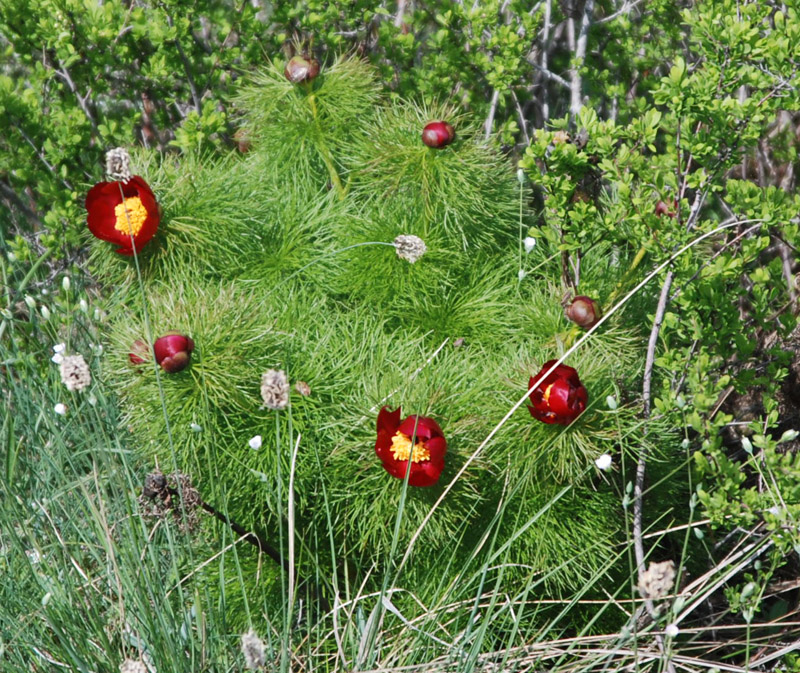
(543, 383), (555, 404)
(114, 196), (148, 236)
(390, 432), (431, 463)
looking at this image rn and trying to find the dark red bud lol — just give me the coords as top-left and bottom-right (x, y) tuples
(655, 199), (678, 218)
(129, 339), (149, 366)
(153, 332), (194, 373)
(284, 56), (320, 84)
(422, 121), (455, 149)
(565, 296), (601, 329)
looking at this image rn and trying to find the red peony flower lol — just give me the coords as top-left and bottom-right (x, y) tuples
(528, 360), (588, 425)
(153, 332), (194, 373)
(85, 176), (160, 255)
(375, 406), (447, 487)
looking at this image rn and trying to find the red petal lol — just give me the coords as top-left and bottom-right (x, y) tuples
(546, 379), (574, 416)
(408, 460), (444, 486)
(397, 414), (443, 441)
(86, 181), (124, 245)
(377, 406), (401, 435)
(424, 436), (447, 461)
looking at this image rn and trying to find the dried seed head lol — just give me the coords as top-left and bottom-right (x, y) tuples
(638, 560), (676, 600)
(393, 235), (427, 264)
(60, 354), (91, 392)
(142, 471), (167, 499)
(106, 147), (133, 182)
(294, 381), (311, 396)
(241, 630), (267, 670)
(119, 660), (148, 673)
(261, 369), (290, 410)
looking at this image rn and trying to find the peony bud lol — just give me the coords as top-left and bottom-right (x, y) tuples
(421, 121), (455, 149)
(284, 55), (320, 84)
(565, 295), (601, 329)
(655, 199), (678, 218)
(153, 332), (194, 373)
(128, 339), (150, 366)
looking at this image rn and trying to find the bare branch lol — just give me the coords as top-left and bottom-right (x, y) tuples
(55, 61), (100, 135)
(484, 89), (500, 141)
(570, 0), (595, 119)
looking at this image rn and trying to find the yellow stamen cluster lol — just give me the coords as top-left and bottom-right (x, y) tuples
(114, 196), (148, 236)
(543, 383), (555, 403)
(390, 432), (431, 463)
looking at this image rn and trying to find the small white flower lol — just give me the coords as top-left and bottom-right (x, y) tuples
(26, 549), (41, 564)
(190, 423), (203, 433)
(605, 395), (617, 410)
(517, 269), (527, 281)
(767, 505), (781, 516)
(53, 343), (66, 353)
(61, 276), (70, 292)
(523, 236), (536, 253)
(51, 353), (64, 364)
(7, 251), (16, 262)
(40, 305), (51, 320)
(79, 299), (89, 313)
(665, 623), (680, 638)
(54, 403), (67, 416)
(249, 435), (263, 450)
(595, 454), (613, 471)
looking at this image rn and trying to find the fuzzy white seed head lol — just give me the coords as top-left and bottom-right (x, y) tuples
(60, 354), (91, 392)
(523, 236), (536, 253)
(260, 369), (289, 410)
(54, 403), (67, 416)
(595, 454), (613, 471)
(393, 235), (427, 263)
(119, 660), (148, 673)
(106, 147), (133, 182)
(249, 435), (263, 450)
(638, 560), (676, 600)
(241, 630), (267, 670)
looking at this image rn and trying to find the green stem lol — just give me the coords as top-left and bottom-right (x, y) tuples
(607, 243), (648, 305)
(307, 92), (345, 198)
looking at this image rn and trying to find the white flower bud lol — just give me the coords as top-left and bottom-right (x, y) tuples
(79, 299), (88, 313)
(61, 276), (70, 292)
(249, 435), (262, 450)
(54, 403), (67, 416)
(523, 236), (536, 253)
(24, 295), (36, 310)
(40, 305), (50, 321)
